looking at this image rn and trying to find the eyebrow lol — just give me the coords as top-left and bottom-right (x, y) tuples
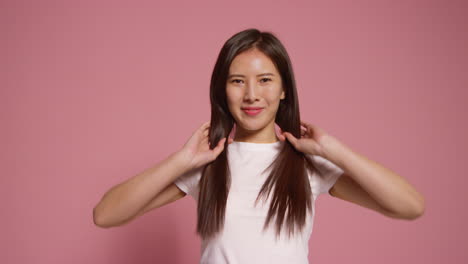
(228, 73), (275, 78)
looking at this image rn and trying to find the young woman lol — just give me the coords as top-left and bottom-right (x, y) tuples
(93, 28), (425, 263)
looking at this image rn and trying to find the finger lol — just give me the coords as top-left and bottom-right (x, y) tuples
(279, 133), (286, 141)
(278, 127), (287, 137)
(300, 120), (311, 129)
(304, 121), (319, 131)
(201, 121), (210, 130)
(212, 137), (226, 155)
(201, 123), (211, 136)
(284, 132), (297, 145)
(301, 121), (316, 133)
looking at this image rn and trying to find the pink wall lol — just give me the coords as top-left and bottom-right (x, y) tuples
(2, 0), (467, 263)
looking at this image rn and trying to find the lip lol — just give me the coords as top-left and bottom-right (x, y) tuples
(241, 107), (263, 110)
(242, 108), (263, 116)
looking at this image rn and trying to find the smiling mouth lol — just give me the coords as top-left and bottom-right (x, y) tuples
(242, 108), (263, 116)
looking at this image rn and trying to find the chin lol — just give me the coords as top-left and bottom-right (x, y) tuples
(237, 120), (267, 131)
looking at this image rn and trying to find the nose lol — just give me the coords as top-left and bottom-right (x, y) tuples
(243, 80), (259, 102)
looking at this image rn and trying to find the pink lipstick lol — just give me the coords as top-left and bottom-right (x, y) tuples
(242, 107), (263, 116)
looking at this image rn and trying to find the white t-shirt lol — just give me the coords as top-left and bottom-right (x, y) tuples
(174, 140), (344, 264)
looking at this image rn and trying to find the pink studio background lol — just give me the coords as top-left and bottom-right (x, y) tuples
(2, 0), (467, 263)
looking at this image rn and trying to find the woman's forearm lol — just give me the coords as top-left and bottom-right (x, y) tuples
(320, 135), (425, 218)
(93, 150), (192, 227)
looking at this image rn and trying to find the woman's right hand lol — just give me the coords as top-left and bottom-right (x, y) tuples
(179, 121), (233, 170)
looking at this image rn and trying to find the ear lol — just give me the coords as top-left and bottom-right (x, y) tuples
(280, 90), (285, 100)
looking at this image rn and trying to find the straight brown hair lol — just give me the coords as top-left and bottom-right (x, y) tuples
(197, 28), (321, 241)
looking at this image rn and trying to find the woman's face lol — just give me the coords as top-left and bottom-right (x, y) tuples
(226, 48), (285, 142)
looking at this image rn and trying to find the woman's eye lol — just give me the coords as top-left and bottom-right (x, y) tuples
(230, 78), (271, 84)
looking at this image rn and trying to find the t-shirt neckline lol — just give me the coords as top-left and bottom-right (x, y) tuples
(230, 140), (284, 151)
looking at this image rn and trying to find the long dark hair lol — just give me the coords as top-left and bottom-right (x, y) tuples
(197, 28), (320, 241)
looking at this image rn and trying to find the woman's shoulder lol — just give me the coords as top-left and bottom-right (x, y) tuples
(173, 165), (204, 199)
(306, 154), (344, 196)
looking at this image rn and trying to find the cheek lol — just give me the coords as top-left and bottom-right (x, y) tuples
(225, 93), (239, 114)
(265, 83), (282, 95)
(264, 89), (282, 103)
(226, 89), (242, 105)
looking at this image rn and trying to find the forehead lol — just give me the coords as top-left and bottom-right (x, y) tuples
(228, 49), (278, 75)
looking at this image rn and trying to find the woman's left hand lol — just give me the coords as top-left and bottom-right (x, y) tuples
(279, 121), (329, 157)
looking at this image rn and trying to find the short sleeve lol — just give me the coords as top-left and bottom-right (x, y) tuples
(308, 154), (344, 196)
(173, 166), (203, 200)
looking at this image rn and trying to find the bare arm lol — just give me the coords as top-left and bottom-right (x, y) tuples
(280, 121), (424, 219)
(111, 183), (187, 227)
(93, 150), (192, 228)
(93, 121), (230, 228)
(322, 135), (425, 219)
